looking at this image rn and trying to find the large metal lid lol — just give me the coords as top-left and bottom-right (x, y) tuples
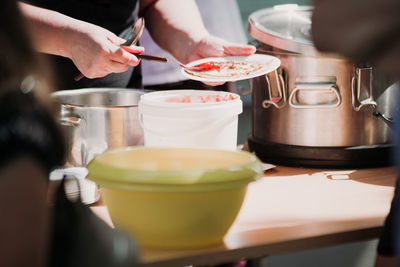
(248, 4), (319, 55)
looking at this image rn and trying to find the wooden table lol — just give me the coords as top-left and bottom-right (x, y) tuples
(91, 166), (396, 267)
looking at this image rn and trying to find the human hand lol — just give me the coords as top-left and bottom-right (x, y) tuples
(185, 35), (256, 62)
(183, 35), (256, 86)
(65, 21), (144, 79)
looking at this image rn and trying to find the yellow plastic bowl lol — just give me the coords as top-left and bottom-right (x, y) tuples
(87, 147), (263, 249)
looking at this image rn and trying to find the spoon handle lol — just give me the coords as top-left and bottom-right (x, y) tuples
(136, 53), (168, 62)
(74, 73), (84, 81)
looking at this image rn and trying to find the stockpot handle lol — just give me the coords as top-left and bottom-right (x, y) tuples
(288, 83), (341, 109)
(351, 67), (377, 112)
(58, 109), (88, 167)
(351, 67), (395, 129)
(59, 106), (82, 127)
(262, 69), (286, 109)
(373, 111), (395, 129)
(59, 116), (82, 127)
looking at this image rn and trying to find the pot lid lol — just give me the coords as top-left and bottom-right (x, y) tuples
(248, 4), (318, 55)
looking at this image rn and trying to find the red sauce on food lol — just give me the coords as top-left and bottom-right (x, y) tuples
(193, 62), (222, 72)
(165, 93), (238, 103)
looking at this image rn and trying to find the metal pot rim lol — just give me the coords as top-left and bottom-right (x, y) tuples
(51, 87), (146, 107)
(249, 5), (314, 53)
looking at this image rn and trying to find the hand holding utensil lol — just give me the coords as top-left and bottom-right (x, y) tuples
(74, 17), (145, 81)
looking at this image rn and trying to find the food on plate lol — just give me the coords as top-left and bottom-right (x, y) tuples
(185, 60), (265, 78)
(192, 62), (222, 71)
(182, 55), (281, 82)
(164, 93), (238, 103)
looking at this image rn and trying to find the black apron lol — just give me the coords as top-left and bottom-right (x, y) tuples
(26, 0), (141, 90)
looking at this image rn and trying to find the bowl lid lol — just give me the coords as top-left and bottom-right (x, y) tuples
(248, 4), (319, 55)
(86, 147), (263, 192)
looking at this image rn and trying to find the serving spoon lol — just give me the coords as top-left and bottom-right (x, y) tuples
(121, 46), (208, 72)
(74, 17), (145, 81)
(121, 17), (144, 47)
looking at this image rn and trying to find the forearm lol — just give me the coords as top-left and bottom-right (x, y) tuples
(18, 2), (142, 78)
(18, 2), (83, 58)
(140, 0), (209, 62)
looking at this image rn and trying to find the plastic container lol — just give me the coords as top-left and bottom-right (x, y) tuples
(49, 167), (99, 205)
(87, 146), (263, 249)
(138, 90), (243, 151)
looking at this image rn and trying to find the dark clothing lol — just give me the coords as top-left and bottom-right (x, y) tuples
(378, 106), (400, 256)
(0, 86), (138, 267)
(50, 176), (138, 267)
(377, 180), (398, 256)
(0, 89), (66, 172)
(28, 0), (138, 34)
(25, 0), (141, 90)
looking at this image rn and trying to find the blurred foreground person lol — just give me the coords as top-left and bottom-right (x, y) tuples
(312, 0), (400, 79)
(0, 1), (137, 266)
(312, 0), (400, 266)
(0, 0), (65, 266)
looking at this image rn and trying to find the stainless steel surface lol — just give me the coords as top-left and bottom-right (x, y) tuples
(250, 45), (397, 147)
(52, 88), (145, 166)
(248, 5), (320, 56)
(351, 67), (378, 112)
(248, 4), (397, 148)
(121, 17), (145, 47)
(289, 82), (341, 108)
(261, 70), (286, 109)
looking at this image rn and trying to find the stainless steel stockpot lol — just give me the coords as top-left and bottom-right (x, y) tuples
(52, 88), (145, 166)
(247, 5), (398, 167)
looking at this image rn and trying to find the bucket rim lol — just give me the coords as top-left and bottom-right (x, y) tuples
(138, 90), (243, 117)
(139, 89), (242, 107)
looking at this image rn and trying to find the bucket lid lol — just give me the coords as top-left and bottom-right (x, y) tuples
(248, 4), (319, 55)
(87, 147), (263, 192)
(138, 90), (243, 118)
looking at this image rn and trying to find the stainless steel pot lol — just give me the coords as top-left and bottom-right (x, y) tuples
(247, 4), (398, 167)
(52, 88), (145, 166)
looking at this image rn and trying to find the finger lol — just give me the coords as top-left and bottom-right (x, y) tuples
(202, 81), (226, 86)
(223, 44), (256, 56)
(121, 46), (145, 54)
(109, 46), (141, 66)
(106, 60), (131, 74)
(107, 34), (127, 46)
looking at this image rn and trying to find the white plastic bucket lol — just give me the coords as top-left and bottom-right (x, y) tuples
(138, 90), (243, 151)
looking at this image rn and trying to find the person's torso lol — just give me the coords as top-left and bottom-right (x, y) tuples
(26, 0), (138, 34)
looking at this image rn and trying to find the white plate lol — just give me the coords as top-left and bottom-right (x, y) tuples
(181, 54), (281, 83)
